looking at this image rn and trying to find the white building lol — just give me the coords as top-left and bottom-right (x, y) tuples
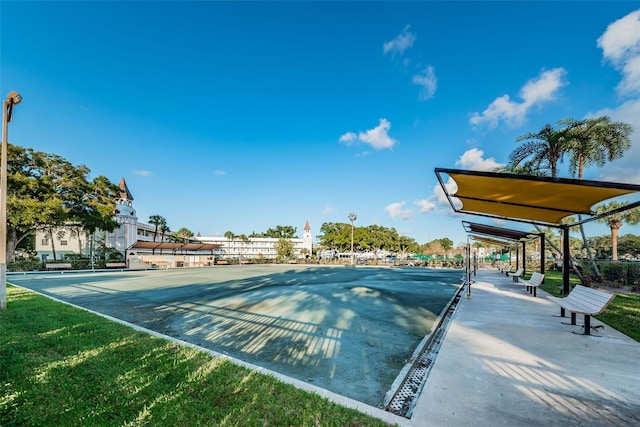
(198, 221), (313, 261)
(36, 177), (313, 264)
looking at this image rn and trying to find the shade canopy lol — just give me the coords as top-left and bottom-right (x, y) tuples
(463, 221), (534, 241)
(469, 235), (512, 247)
(128, 241), (220, 252)
(435, 168), (640, 226)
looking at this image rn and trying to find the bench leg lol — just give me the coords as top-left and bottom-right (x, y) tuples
(571, 312), (576, 325)
(532, 287), (536, 297)
(583, 315), (591, 335)
(560, 307), (565, 318)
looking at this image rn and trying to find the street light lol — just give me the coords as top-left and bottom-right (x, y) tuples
(348, 212), (357, 266)
(1, 91), (22, 310)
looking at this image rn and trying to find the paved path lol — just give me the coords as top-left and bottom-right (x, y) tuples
(408, 269), (640, 427)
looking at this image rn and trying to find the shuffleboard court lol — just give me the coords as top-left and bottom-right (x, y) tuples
(10, 265), (462, 407)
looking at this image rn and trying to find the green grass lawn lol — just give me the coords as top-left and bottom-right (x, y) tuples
(537, 270), (640, 342)
(0, 285), (392, 427)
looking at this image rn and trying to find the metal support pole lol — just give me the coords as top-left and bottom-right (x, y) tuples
(466, 242), (471, 299)
(540, 233), (545, 282)
(562, 227), (570, 295)
(0, 100), (8, 310)
(348, 212), (356, 266)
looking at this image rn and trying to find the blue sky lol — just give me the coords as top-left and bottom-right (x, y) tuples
(2, 1), (640, 246)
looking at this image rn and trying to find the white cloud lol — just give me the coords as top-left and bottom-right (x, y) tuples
(358, 119), (397, 149)
(412, 65), (438, 101)
(455, 148), (504, 171)
(415, 198), (436, 213)
(338, 132), (357, 145)
(385, 201), (414, 220)
(323, 205), (335, 215)
(590, 98), (640, 184)
(470, 68), (568, 128)
(133, 169), (152, 177)
(340, 118), (398, 150)
(383, 25), (416, 57)
(213, 170), (226, 176)
(598, 9), (640, 96)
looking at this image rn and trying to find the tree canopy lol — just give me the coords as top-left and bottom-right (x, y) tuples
(316, 222), (421, 255)
(249, 225), (298, 239)
(5, 144), (119, 262)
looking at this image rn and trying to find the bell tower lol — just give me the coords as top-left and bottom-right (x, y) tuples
(302, 220), (312, 256)
(111, 177), (138, 252)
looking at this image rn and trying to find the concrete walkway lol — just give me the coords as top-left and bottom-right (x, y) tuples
(408, 268), (640, 427)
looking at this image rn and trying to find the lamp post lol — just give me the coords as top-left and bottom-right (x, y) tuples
(348, 212), (357, 265)
(1, 91), (22, 310)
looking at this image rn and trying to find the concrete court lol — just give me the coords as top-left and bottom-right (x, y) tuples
(410, 269), (640, 427)
(9, 264), (461, 409)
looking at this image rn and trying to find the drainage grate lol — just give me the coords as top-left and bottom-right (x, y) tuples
(384, 286), (463, 418)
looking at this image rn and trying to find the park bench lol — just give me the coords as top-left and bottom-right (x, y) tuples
(216, 260), (229, 265)
(500, 265), (510, 274)
(46, 263), (72, 271)
(507, 267), (524, 282)
(546, 285), (615, 335)
(513, 272), (544, 297)
(105, 262), (127, 269)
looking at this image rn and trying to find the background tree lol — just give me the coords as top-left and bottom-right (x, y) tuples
(317, 222), (351, 252)
(437, 238), (454, 258)
(224, 231), (235, 259)
(274, 237), (294, 262)
(160, 223), (170, 242)
(78, 176), (120, 265)
(148, 215), (165, 243)
(5, 144), (118, 262)
(617, 234), (640, 259)
(265, 225), (297, 239)
(595, 202), (640, 261)
(364, 225), (389, 264)
(148, 215), (167, 254)
(174, 227), (194, 243)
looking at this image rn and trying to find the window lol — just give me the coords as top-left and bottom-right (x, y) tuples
(41, 238), (49, 246)
(60, 240), (68, 246)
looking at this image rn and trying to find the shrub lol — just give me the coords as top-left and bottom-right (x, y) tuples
(7, 257), (41, 272)
(627, 263), (640, 291)
(601, 263), (626, 288)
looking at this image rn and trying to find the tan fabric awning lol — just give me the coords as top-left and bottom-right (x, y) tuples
(435, 168), (640, 226)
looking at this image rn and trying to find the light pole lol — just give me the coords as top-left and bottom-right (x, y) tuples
(348, 212), (357, 265)
(1, 91), (22, 310)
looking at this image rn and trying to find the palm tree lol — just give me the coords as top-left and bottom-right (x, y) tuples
(238, 234), (249, 262)
(224, 231), (235, 261)
(562, 116), (632, 180)
(507, 123), (581, 279)
(562, 116), (633, 276)
(509, 123), (567, 178)
(159, 222), (170, 253)
(595, 202), (640, 261)
(148, 215), (165, 243)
